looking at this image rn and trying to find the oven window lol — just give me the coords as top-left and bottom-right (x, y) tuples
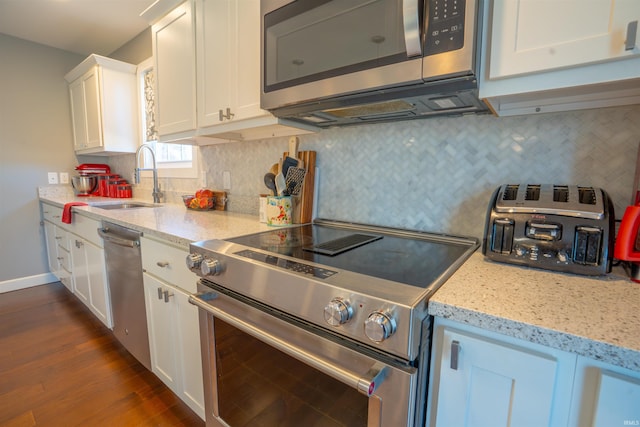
(264, 0), (408, 92)
(214, 318), (368, 426)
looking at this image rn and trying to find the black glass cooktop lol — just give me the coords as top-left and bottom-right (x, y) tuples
(227, 223), (477, 288)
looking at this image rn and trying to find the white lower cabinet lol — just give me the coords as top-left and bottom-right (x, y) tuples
(428, 317), (640, 427)
(43, 220), (72, 292)
(41, 202), (112, 328)
(70, 235), (111, 328)
(570, 356), (640, 427)
(141, 237), (204, 420)
(427, 318), (576, 427)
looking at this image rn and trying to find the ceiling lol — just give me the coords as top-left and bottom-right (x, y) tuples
(0, 0), (156, 56)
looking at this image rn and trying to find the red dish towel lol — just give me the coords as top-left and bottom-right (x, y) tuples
(61, 202), (88, 224)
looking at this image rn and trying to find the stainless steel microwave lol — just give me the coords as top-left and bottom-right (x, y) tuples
(261, 0), (487, 127)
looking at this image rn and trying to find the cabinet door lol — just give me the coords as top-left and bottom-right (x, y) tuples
(197, 0), (234, 127)
(71, 237), (91, 306)
(570, 356), (640, 427)
(174, 289), (205, 418)
(234, 0), (264, 121)
(84, 240), (112, 328)
(68, 78), (88, 150)
(429, 324), (574, 427)
(81, 67), (103, 149)
(143, 273), (179, 391)
(153, 1), (197, 136)
(490, 0), (640, 79)
(44, 221), (60, 277)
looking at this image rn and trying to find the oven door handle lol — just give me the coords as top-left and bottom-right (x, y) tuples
(189, 292), (388, 397)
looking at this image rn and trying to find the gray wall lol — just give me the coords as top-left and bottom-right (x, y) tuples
(0, 34), (83, 283)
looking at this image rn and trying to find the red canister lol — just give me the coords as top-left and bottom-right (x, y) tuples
(97, 174), (119, 197)
(108, 179), (127, 198)
(116, 184), (132, 198)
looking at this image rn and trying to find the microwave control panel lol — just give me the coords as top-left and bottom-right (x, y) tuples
(425, 0), (466, 56)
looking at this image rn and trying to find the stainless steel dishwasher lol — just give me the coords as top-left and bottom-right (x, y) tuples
(98, 221), (151, 370)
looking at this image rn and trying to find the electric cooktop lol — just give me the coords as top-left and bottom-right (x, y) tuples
(227, 222), (478, 289)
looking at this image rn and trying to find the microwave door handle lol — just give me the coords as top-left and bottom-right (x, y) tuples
(403, 0), (422, 56)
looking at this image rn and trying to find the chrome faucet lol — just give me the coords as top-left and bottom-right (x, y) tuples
(134, 144), (163, 203)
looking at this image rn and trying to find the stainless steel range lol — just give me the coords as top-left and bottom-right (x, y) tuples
(187, 219), (478, 427)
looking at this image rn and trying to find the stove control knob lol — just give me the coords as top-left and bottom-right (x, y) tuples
(185, 253), (203, 270)
(323, 298), (353, 326)
(201, 258), (222, 277)
(364, 311), (397, 343)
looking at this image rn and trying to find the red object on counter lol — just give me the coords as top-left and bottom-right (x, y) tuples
(62, 202), (88, 224)
(614, 205), (640, 282)
(108, 179), (127, 197)
(116, 184), (132, 198)
(97, 174), (119, 197)
(75, 163), (111, 175)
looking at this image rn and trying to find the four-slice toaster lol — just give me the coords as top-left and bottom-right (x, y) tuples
(483, 184), (615, 276)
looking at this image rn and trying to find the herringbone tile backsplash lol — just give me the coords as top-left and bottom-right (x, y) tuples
(114, 105), (640, 239)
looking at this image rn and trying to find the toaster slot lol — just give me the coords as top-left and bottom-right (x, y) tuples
(573, 226), (602, 265)
(491, 218), (514, 254)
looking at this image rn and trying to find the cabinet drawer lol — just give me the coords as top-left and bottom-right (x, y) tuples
(74, 214), (102, 247)
(57, 247), (71, 272)
(55, 227), (70, 252)
(141, 236), (197, 293)
(42, 203), (63, 223)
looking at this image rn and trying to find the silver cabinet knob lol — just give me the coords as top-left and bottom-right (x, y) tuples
(201, 258), (222, 277)
(323, 298), (353, 326)
(364, 311), (396, 343)
(185, 253), (203, 269)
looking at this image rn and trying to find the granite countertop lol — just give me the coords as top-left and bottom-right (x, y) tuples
(429, 252), (640, 372)
(38, 186), (273, 247)
(39, 186), (639, 372)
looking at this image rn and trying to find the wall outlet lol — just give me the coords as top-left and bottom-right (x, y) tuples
(59, 172), (69, 184)
(223, 171), (231, 190)
(47, 172), (58, 184)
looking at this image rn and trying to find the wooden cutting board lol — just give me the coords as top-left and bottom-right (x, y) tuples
(283, 150), (316, 223)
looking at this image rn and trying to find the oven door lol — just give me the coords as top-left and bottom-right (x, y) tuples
(189, 285), (418, 427)
(261, 0), (423, 111)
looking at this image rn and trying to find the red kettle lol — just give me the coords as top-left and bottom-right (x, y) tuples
(615, 205), (640, 282)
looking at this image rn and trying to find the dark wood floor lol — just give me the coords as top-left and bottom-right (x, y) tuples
(0, 282), (204, 427)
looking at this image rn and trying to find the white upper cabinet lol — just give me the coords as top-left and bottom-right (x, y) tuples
(152, 1), (197, 137)
(196, 0), (264, 127)
(490, 0), (640, 79)
(480, 0), (640, 116)
(65, 55), (139, 155)
(151, 0), (317, 143)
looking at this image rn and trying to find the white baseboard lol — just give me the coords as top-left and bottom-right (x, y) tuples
(0, 273), (58, 293)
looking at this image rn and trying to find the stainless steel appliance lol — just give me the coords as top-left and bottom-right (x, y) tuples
(261, 0), (487, 127)
(483, 184), (615, 276)
(98, 221), (152, 370)
(187, 220), (478, 426)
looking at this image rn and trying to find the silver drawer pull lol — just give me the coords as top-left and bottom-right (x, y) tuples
(163, 290), (174, 303)
(450, 340), (461, 370)
(156, 261), (169, 268)
(626, 20), (638, 51)
(157, 287), (163, 300)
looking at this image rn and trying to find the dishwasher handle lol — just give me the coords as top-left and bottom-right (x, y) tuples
(98, 228), (140, 248)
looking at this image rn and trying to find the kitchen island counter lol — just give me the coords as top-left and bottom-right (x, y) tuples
(429, 252), (640, 372)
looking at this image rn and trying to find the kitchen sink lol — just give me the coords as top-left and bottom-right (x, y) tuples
(92, 202), (158, 210)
